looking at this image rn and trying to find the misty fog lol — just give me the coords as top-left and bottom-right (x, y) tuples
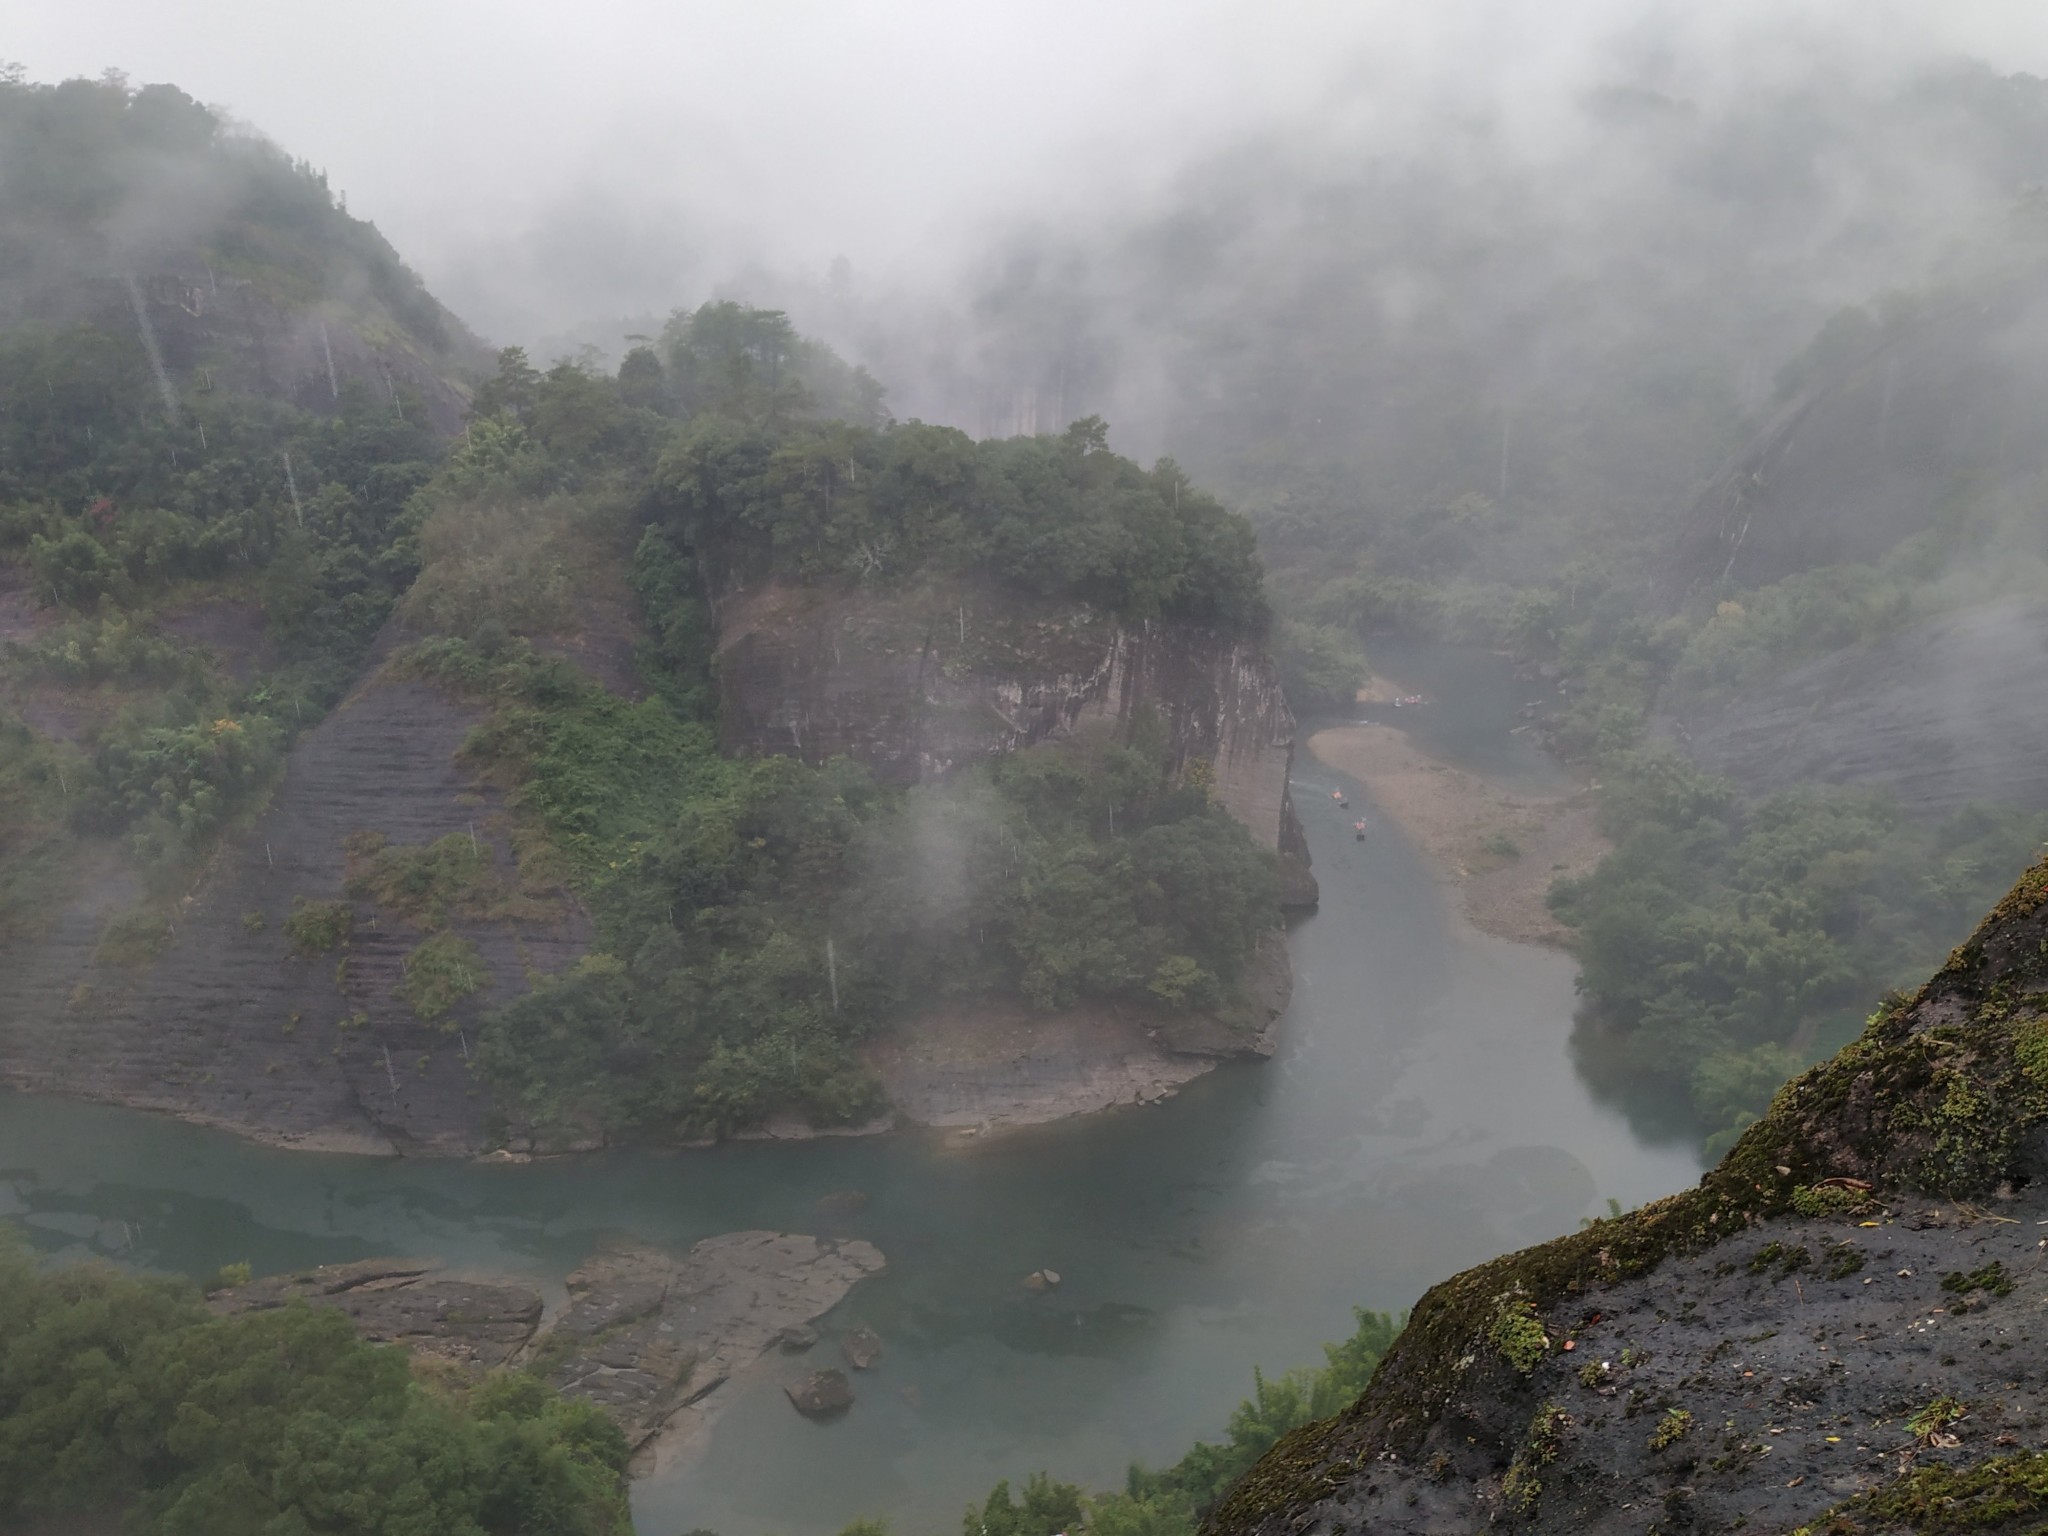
(16, 7), (2048, 1534)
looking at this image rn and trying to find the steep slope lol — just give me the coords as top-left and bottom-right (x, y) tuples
(1672, 597), (2048, 818)
(1661, 218), (2048, 606)
(0, 73), (485, 429)
(1209, 856), (2048, 1535)
(0, 239), (1308, 1153)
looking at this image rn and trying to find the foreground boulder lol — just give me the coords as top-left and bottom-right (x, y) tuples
(1208, 855), (2048, 1535)
(786, 1369), (856, 1417)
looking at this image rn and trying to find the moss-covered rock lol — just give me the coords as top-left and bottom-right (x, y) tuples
(1206, 852), (2048, 1536)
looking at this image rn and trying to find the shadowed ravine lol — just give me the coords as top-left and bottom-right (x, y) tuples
(0, 645), (1700, 1535)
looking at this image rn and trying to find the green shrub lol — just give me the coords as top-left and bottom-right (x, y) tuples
(283, 896), (352, 956)
(400, 932), (488, 1021)
(0, 1231), (629, 1533)
(94, 906), (171, 967)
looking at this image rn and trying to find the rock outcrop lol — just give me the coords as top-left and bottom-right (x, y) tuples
(0, 671), (587, 1155)
(786, 1369), (855, 1417)
(210, 1230), (886, 1458)
(210, 1256), (543, 1368)
(1209, 854), (2048, 1536)
(715, 580), (1316, 908)
(1659, 270), (2048, 607)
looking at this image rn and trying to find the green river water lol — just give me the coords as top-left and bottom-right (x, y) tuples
(0, 644), (1700, 1535)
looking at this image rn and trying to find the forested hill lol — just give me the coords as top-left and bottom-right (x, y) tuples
(0, 68), (1291, 1159)
(0, 69), (485, 427)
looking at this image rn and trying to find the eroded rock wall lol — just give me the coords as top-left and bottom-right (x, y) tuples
(716, 581), (1316, 904)
(0, 674), (586, 1154)
(1667, 596), (2048, 818)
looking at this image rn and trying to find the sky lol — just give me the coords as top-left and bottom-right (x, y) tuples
(12, 1), (2048, 345)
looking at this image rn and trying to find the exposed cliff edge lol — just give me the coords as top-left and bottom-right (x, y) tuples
(1209, 854), (2048, 1536)
(716, 579), (1317, 909)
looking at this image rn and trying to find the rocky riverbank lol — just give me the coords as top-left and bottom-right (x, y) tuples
(1305, 724), (1606, 948)
(209, 1230), (887, 1466)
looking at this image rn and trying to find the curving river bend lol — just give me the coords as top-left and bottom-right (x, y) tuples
(0, 644), (1700, 1535)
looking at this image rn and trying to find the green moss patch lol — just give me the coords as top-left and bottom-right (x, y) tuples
(1797, 1451), (2048, 1534)
(1489, 1295), (1551, 1375)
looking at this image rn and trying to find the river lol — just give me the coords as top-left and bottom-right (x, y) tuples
(0, 644), (1700, 1536)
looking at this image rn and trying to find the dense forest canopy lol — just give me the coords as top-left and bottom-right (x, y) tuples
(16, 34), (2048, 1535)
(0, 1236), (632, 1534)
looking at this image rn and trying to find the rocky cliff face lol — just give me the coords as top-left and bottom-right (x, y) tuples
(1668, 596), (2048, 819)
(0, 665), (586, 1155)
(715, 580), (1317, 907)
(1660, 272), (2048, 607)
(1209, 856), (2048, 1536)
(105, 263), (478, 434)
(0, 575), (1312, 1154)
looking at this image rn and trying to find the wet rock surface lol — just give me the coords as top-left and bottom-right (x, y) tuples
(840, 1325), (884, 1369)
(540, 1233), (885, 1448)
(1233, 1197), (2048, 1535)
(715, 580), (1310, 892)
(210, 1257), (543, 1368)
(1210, 854), (2048, 1536)
(1660, 276), (2048, 603)
(212, 1231), (886, 1457)
(0, 671), (588, 1155)
(786, 1369), (855, 1417)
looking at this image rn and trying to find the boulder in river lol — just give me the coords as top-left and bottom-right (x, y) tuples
(839, 1324), (884, 1369)
(778, 1323), (821, 1352)
(1022, 1268), (1062, 1292)
(786, 1368), (855, 1417)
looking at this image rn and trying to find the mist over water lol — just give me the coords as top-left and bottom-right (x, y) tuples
(0, 648), (1697, 1536)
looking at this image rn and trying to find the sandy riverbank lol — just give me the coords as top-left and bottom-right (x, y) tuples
(866, 932), (1289, 1137)
(1307, 723), (1608, 948)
